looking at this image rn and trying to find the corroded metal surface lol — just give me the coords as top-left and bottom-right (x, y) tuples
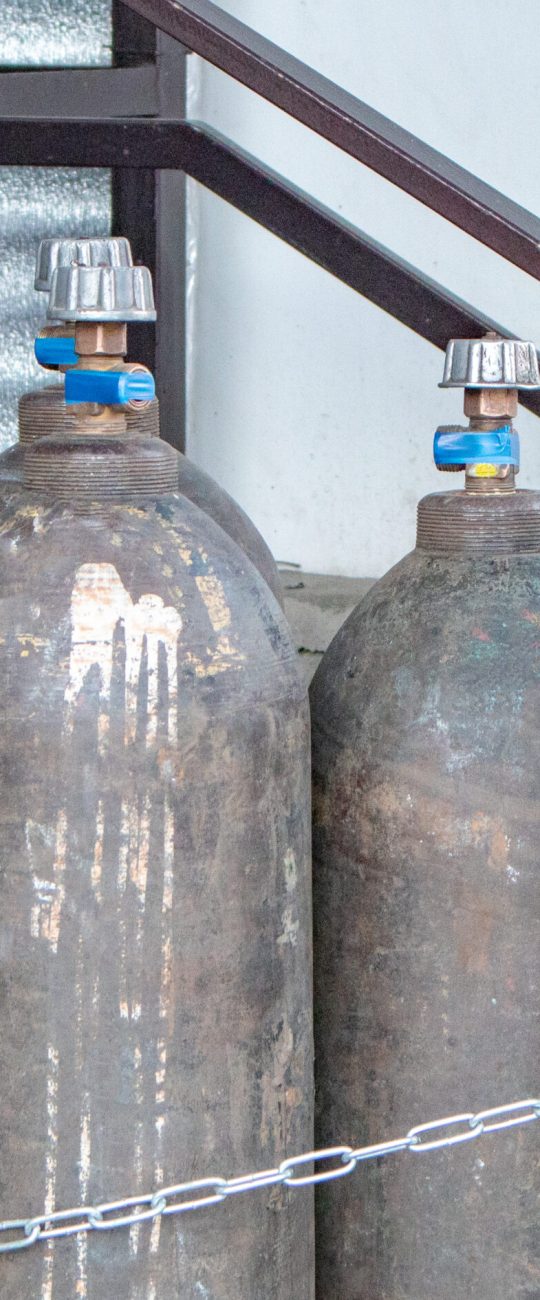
(0, 470), (313, 1298)
(5, 388), (283, 606)
(174, 452), (283, 608)
(24, 432), (179, 500)
(311, 494), (540, 1299)
(417, 488), (540, 552)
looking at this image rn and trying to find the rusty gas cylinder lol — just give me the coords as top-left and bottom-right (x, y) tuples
(2, 235), (283, 607)
(5, 386), (283, 606)
(311, 337), (540, 1299)
(0, 269), (313, 1298)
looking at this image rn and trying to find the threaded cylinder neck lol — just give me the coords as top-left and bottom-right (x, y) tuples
(464, 472), (516, 493)
(24, 434), (178, 501)
(126, 400), (160, 439)
(18, 387), (160, 445)
(19, 386), (68, 444)
(417, 490), (540, 554)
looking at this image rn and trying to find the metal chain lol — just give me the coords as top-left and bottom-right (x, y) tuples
(1, 1096), (538, 1255)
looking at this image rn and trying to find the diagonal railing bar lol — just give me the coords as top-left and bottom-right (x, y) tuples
(123, 0), (540, 281)
(184, 126), (540, 399)
(0, 115), (538, 418)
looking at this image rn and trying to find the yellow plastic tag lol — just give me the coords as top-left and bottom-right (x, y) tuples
(470, 463), (498, 478)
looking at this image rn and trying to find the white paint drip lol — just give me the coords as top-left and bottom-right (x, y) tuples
(40, 1042), (59, 1300)
(277, 905), (299, 947)
(129, 1123), (145, 1259)
(283, 848), (297, 894)
(149, 1161), (163, 1257)
(91, 801), (104, 904)
(28, 564), (187, 1290)
(33, 811), (67, 954)
(131, 796), (150, 905)
(63, 563), (182, 748)
(118, 800), (139, 1021)
(149, 796), (175, 1281)
(76, 1097), (91, 1299)
(155, 797), (174, 1105)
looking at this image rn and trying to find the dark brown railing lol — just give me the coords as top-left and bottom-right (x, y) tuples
(128, 0), (540, 280)
(0, 0), (539, 437)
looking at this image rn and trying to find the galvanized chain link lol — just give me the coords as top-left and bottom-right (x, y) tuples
(1, 1097), (538, 1255)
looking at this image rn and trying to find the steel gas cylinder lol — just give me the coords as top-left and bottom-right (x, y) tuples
(1, 238), (283, 607)
(0, 258), (313, 1298)
(311, 335), (540, 1299)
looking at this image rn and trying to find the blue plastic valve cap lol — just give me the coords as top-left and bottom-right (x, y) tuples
(34, 335), (78, 368)
(64, 368), (155, 407)
(433, 425), (520, 469)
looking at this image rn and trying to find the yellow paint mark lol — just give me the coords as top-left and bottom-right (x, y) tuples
(195, 573), (231, 632)
(17, 633), (47, 648)
(0, 503), (41, 535)
(193, 641), (245, 677)
(174, 540), (195, 567)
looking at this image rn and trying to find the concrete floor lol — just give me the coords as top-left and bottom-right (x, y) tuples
(280, 569), (374, 683)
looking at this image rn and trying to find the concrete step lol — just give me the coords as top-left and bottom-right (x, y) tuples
(280, 569), (374, 684)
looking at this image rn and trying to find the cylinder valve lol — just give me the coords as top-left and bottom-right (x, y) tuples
(435, 332), (540, 489)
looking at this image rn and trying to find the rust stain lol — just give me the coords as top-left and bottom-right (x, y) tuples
(470, 812), (510, 871)
(454, 889), (495, 974)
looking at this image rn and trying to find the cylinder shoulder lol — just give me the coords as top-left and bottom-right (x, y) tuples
(311, 547), (540, 753)
(0, 486), (305, 707)
(0, 443), (24, 481)
(177, 454), (283, 607)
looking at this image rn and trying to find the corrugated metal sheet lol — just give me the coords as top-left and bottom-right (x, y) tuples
(0, 169), (111, 450)
(0, 2), (112, 449)
(0, 0), (111, 67)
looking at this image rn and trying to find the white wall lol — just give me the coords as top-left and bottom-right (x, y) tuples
(186, 0), (540, 578)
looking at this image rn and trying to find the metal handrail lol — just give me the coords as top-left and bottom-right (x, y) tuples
(124, 0), (540, 281)
(2, 114), (538, 418)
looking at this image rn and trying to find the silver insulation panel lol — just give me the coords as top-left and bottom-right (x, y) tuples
(0, 1), (111, 67)
(0, 1), (112, 450)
